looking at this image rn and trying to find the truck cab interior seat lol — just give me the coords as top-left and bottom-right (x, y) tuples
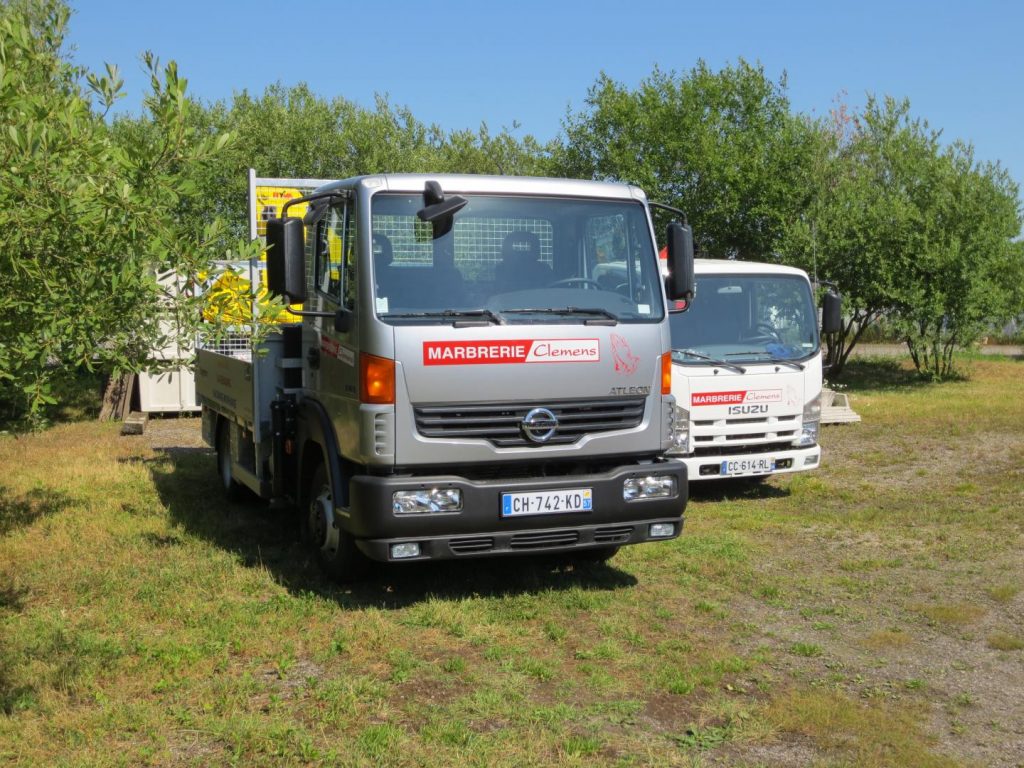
(495, 231), (551, 291)
(372, 233), (395, 297)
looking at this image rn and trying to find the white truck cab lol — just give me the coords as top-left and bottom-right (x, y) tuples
(667, 259), (839, 482)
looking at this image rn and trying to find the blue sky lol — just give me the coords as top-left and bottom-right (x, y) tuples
(67, 0), (1024, 192)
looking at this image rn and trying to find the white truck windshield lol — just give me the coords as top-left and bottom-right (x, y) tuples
(370, 194), (663, 324)
(670, 274), (819, 363)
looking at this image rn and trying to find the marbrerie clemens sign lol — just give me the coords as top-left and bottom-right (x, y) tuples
(423, 339), (601, 365)
(691, 389), (783, 407)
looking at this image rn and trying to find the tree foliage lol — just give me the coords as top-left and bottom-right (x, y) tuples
(779, 96), (1024, 378)
(0, 0), (244, 420)
(122, 84), (556, 249)
(555, 60), (817, 258)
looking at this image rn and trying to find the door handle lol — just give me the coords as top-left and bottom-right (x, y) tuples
(307, 347), (320, 369)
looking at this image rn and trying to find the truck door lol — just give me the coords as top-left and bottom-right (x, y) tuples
(307, 200), (361, 458)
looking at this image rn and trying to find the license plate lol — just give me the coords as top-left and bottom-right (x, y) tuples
(721, 458), (775, 476)
(501, 488), (593, 517)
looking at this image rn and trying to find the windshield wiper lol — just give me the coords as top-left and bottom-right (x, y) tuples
(673, 349), (746, 374)
(382, 309), (506, 326)
(725, 351), (805, 370)
(501, 307), (619, 325)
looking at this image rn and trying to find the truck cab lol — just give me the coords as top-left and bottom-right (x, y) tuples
(666, 259), (831, 482)
(198, 173), (693, 579)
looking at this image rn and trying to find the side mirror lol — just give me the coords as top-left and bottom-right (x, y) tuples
(821, 289), (842, 335)
(417, 180), (468, 239)
(266, 217), (306, 303)
(665, 221), (695, 302)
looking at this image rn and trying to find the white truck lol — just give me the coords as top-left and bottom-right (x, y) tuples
(196, 173), (696, 579)
(666, 259), (841, 482)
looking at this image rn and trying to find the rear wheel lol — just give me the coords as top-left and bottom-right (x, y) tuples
(303, 462), (369, 582)
(216, 421), (244, 501)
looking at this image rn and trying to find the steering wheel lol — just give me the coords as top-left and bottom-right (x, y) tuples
(547, 277), (603, 290)
(740, 323), (782, 343)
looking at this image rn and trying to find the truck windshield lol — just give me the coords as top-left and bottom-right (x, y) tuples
(669, 274), (819, 364)
(370, 193), (663, 324)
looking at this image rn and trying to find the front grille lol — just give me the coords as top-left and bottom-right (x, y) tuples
(450, 536), (494, 554)
(595, 525), (634, 544)
(693, 440), (795, 458)
(510, 529), (581, 549)
(414, 397), (645, 448)
(691, 413), (800, 452)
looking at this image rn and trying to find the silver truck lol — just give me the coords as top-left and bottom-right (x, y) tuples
(196, 173), (695, 579)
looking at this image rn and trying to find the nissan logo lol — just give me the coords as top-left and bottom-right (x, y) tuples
(521, 407), (558, 444)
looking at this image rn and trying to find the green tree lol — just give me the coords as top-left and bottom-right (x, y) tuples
(895, 144), (1023, 378)
(556, 60), (817, 258)
(781, 96), (1023, 378)
(123, 84), (555, 250)
(0, 0), (241, 421)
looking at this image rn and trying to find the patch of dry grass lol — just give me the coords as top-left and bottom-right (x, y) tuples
(2, 357), (1023, 766)
(765, 689), (958, 768)
(987, 632), (1024, 652)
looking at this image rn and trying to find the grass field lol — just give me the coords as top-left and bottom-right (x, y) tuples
(1, 356), (1022, 766)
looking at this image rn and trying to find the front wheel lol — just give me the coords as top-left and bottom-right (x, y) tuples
(303, 463), (369, 582)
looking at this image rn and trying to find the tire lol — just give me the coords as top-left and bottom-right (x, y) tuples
(303, 462), (369, 582)
(216, 421), (245, 501)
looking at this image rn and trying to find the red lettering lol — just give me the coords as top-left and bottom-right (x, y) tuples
(691, 391), (747, 407)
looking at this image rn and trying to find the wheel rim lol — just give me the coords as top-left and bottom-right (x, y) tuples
(309, 481), (340, 555)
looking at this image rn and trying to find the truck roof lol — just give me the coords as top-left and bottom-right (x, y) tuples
(313, 173), (648, 202)
(694, 258), (810, 279)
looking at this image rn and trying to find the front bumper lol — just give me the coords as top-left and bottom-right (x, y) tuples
(678, 444), (821, 481)
(345, 459), (687, 561)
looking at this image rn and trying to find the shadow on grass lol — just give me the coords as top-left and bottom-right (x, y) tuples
(833, 358), (941, 393)
(688, 478), (790, 504)
(0, 572), (32, 714)
(0, 485), (71, 537)
(150, 447), (637, 610)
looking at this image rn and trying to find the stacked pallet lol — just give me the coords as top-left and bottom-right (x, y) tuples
(821, 389), (861, 424)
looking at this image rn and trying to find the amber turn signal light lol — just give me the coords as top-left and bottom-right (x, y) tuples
(360, 353), (395, 404)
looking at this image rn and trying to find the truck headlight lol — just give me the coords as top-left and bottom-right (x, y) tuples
(623, 475), (677, 501)
(393, 488), (462, 514)
(669, 404), (689, 454)
(798, 394), (821, 447)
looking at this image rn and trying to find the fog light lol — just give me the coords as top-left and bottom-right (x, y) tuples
(390, 542), (421, 559)
(393, 488), (462, 514)
(623, 475), (677, 501)
(649, 522), (675, 538)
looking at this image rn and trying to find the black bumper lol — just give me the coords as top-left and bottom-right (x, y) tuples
(345, 459), (687, 562)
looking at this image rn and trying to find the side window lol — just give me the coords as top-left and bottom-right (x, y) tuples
(587, 214), (635, 292)
(314, 203), (347, 303)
